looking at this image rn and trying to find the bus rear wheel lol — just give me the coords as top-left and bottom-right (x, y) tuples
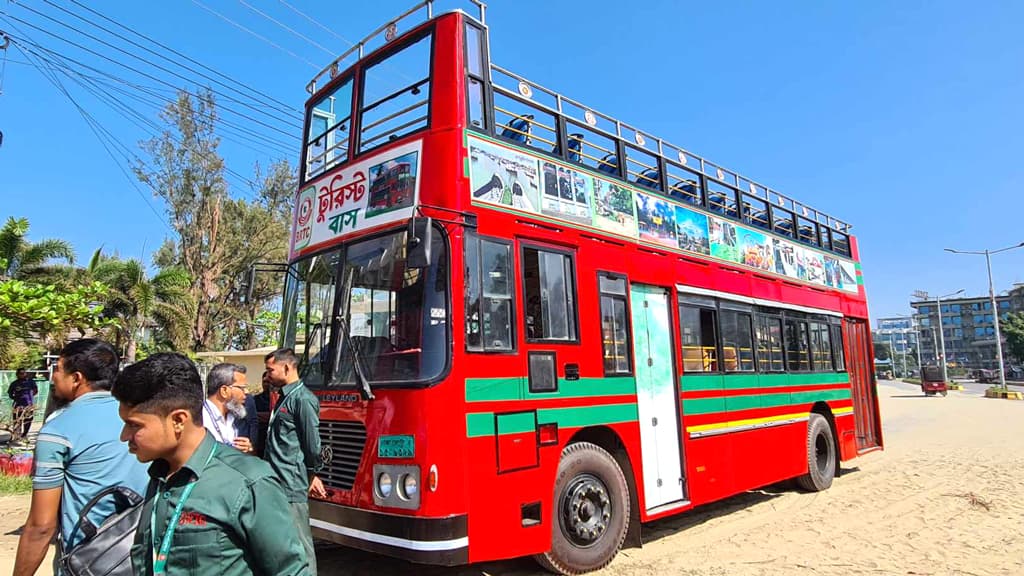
(535, 442), (630, 575)
(796, 413), (836, 492)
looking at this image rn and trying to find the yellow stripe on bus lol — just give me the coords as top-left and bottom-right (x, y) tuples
(686, 411), (809, 434)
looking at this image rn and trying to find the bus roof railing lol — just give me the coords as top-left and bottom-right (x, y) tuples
(489, 63), (851, 235)
(306, 0), (488, 96)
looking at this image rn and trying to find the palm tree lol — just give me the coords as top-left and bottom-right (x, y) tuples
(0, 217), (74, 280)
(89, 254), (193, 362)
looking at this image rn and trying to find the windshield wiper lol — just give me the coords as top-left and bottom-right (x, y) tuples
(337, 316), (374, 400)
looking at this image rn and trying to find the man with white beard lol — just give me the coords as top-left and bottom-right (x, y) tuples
(203, 363), (254, 454)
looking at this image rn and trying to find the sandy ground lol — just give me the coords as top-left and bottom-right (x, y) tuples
(2, 379), (1022, 575)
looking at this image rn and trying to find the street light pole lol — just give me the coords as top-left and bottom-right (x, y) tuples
(985, 250), (1008, 390)
(915, 288), (965, 384)
(889, 331), (896, 377)
(935, 294), (950, 384)
(900, 328), (908, 377)
(945, 242), (1024, 392)
(913, 322), (922, 373)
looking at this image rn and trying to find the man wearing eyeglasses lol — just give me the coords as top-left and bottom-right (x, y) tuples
(202, 363), (253, 454)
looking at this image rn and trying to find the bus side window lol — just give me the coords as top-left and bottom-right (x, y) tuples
(465, 233), (514, 352)
(598, 274), (631, 375)
(679, 303), (718, 372)
(832, 324), (846, 371)
(522, 247), (578, 342)
(785, 318), (811, 371)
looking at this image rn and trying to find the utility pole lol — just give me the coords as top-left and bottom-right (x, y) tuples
(945, 242), (1024, 391)
(915, 289), (964, 384)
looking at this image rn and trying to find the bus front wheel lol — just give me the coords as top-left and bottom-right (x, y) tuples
(535, 442), (630, 575)
(796, 413), (836, 492)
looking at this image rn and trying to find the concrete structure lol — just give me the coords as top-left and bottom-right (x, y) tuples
(194, 346), (278, 392)
(910, 287), (1022, 369)
(873, 317), (919, 377)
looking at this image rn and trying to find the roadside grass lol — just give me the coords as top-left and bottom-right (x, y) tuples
(0, 474), (32, 495)
(903, 378), (921, 384)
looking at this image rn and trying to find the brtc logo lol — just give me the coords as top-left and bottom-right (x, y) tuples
(292, 185), (316, 251)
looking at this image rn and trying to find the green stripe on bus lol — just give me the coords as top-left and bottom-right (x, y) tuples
(466, 376), (637, 402)
(466, 403), (639, 438)
(681, 372), (849, 392)
(538, 403), (638, 429)
(497, 411), (537, 435)
(467, 413), (495, 437)
(682, 397), (726, 415)
(466, 377), (522, 402)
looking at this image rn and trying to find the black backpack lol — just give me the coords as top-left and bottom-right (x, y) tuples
(60, 485), (145, 576)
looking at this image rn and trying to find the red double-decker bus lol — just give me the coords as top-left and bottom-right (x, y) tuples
(283, 2), (882, 573)
(368, 161), (415, 212)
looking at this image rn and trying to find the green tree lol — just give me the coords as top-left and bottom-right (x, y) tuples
(89, 254), (193, 363)
(137, 90), (294, 352)
(1003, 312), (1024, 364)
(873, 341), (891, 362)
(0, 277), (110, 364)
(0, 217), (74, 281)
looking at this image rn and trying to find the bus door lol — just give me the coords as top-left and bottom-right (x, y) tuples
(630, 284), (686, 510)
(845, 318), (882, 450)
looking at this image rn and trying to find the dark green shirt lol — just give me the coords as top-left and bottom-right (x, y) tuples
(131, 433), (310, 576)
(263, 380), (321, 503)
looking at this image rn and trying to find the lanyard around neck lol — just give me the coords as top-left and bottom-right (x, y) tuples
(151, 444), (218, 575)
(268, 383), (300, 427)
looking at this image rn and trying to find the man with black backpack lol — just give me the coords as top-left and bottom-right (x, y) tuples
(13, 339), (149, 576)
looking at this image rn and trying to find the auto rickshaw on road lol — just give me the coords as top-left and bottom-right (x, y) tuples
(921, 365), (948, 397)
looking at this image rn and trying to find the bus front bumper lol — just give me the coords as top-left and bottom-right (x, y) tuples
(309, 499), (469, 566)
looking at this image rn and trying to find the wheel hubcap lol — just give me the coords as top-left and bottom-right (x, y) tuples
(815, 433), (830, 471)
(561, 474), (612, 547)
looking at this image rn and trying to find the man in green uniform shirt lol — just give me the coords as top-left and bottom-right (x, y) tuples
(262, 348), (325, 575)
(112, 352), (310, 576)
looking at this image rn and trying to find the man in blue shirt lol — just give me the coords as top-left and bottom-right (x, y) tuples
(13, 339), (149, 576)
(7, 368), (38, 438)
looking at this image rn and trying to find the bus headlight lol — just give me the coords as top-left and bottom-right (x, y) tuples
(399, 474), (418, 500)
(372, 464), (420, 509)
(376, 472), (393, 499)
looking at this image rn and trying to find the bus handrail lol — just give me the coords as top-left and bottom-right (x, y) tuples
(489, 63), (852, 235)
(306, 0), (488, 95)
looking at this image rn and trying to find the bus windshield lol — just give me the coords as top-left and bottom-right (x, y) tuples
(283, 228), (449, 388)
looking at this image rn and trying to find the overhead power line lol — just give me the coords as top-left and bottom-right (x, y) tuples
(275, 0), (355, 47)
(237, 0), (335, 56)
(14, 36), (295, 158)
(0, 11), (301, 143)
(10, 39), (171, 231)
(189, 0), (320, 69)
(64, 0), (302, 120)
(8, 30), (267, 201)
(6, 4), (300, 139)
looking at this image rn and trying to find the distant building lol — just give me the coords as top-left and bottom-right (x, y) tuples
(909, 286), (1023, 369)
(873, 317), (919, 376)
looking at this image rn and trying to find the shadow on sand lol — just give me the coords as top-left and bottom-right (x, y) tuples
(316, 470), (863, 575)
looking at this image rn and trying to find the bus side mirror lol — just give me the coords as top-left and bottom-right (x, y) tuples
(407, 216), (433, 268)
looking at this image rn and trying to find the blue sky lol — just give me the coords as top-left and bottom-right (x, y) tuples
(2, 0), (1023, 322)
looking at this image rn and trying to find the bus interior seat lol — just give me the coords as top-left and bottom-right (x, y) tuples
(566, 133), (584, 162)
(501, 114), (534, 144)
(636, 169), (661, 190)
(775, 219), (794, 236)
(669, 180), (700, 205)
(597, 154), (619, 175)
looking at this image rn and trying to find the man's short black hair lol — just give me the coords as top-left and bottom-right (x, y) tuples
(59, 339), (119, 391)
(112, 353), (203, 421)
(265, 348), (299, 368)
(206, 363), (245, 397)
